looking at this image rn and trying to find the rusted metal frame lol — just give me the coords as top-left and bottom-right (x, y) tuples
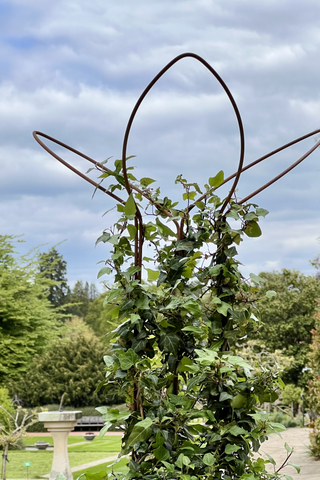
(32, 131), (176, 217)
(33, 131), (176, 227)
(33, 131), (125, 204)
(121, 52), (245, 251)
(237, 133), (320, 205)
(189, 128), (320, 211)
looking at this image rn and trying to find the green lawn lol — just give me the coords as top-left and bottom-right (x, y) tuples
(3, 436), (123, 479)
(22, 435), (86, 446)
(69, 437), (122, 453)
(73, 457), (128, 479)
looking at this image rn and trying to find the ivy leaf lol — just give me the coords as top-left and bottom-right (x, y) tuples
(228, 425), (247, 436)
(156, 218), (176, 237)
(250, 273), (266, 285)
(195, 348), (218, 366)
(95, 232), (111, 245)
(154, 445), (170, 461)
(177, 356), (194, 372)
(116, 349), (139, 370)
(209, 170), (224, 188)
(161, 460), (175, 473)
(146, 268), (160, 282)
(219, 392), (233, 402)
(97, 266), (112, 278)
(140, 177), (156, 187)
(124, 193), (136, 217)
(127, 224), (137, 240)
(203, 453), (216, 466)
(225, 444), (241, 454)
(103, 356), (114, 367)
(160, 334), (180, 356)
(284, 442), (293, 453)
(123, 418), (153, 454)
(245, 220), (262, 237)
(225, 356), (254, 370)
(256, 207), (269, 217)
(216, 301), (231, 316)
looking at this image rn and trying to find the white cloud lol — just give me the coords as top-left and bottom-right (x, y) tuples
(0, 0), (320, 285)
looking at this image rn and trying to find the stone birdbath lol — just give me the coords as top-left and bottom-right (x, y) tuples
(38, 410), (82, 480)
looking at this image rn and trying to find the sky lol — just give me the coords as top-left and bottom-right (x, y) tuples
(0, 0), (320, 289)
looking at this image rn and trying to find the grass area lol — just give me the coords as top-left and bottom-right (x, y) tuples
(3, 437), (122, 478)
(73, 457), (128, 479)
(22, 435), (85, 446)
(69, 437), (122, 453)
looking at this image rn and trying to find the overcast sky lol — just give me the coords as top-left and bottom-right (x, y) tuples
(1, 0), (320, 289)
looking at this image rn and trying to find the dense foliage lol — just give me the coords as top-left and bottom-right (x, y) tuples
(9, 321), (118, 407)
(0, 236), (60, 382)
(91, 161), (295, 480)
(257, 269), (320, 387)
(38, 246), (70, 308)
(307, 300), (320, 458)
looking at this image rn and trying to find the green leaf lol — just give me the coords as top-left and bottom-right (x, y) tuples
(219, 392), (233, 402)
(225, 444), (241, 454)
(225, 356), (254, 370)
(146, 268), (160, 282)
(124, 193), (136, 216)
(175, 453), (185, 469)
(256, 207), (269, 217)
(127, 224), (137, 240)
(264, 452), (276, 466)
(98, 422), (112, 437)
(177, 356), (194, 372)
(97, 266), (112, 278)
(284, 442), (293, 453)
(103, 356), (114, 367)
(154, 445), (170, 461)
(228, 425), (247, 436)
(156, 218), (176, 237)
(203, 453), (216, 466)
(181, 326), (203, 335)
(183, 300), (202, 317)
(209, 170), (224, 188)
(140, 177), (156, 187)
(249, 273), (266, 285)
(161, 460), (175, 472)
(195, 348), (218, 366)
(245, 220), (261, 237)
(124, 418), (153, 452)
(160, 334), (180, 356)
(116, 349), (139, 370)
(216, 301), (231, 316)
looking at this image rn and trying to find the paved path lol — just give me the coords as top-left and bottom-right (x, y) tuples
(261, 427), (319, 479)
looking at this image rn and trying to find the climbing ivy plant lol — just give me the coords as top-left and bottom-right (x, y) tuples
(92, 159), (297, 480)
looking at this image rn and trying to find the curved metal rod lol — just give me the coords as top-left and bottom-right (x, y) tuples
(33, 130), (179, 226)
(238, 134), (320, 205)
(190, 128), (320, 209)
(121, 52), (245, 215)
(33, 131), (125, 204)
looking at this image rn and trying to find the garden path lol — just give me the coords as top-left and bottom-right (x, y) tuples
(261, 427), (319, 479)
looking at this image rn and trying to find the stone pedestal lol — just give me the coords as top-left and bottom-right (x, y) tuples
(38, 411), (82, 480)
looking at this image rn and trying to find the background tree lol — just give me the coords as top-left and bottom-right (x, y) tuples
(257, 269), (320, 388)
(9, 319), (121, 407)
(68, 280), (99, 318)
(0, 236), (60, 383)
(307, 300), (320, 457)
(84, 292), (118, 339)
(38, 246), (70, 308)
